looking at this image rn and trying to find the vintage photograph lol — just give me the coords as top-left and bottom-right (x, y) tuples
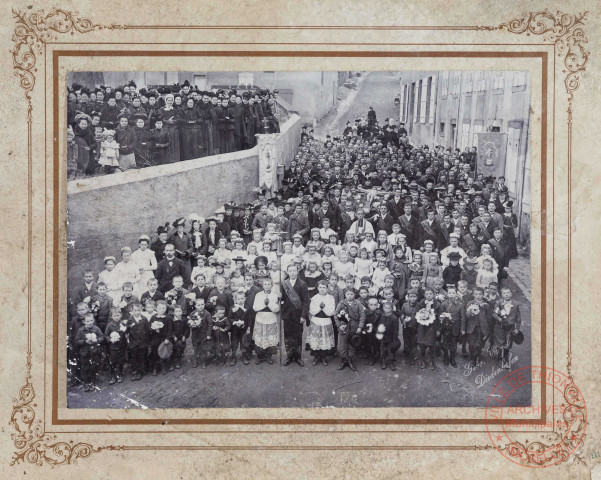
(66, 70), (532, 408)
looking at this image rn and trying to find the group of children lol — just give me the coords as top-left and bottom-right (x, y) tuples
(68, 231), (522, 392)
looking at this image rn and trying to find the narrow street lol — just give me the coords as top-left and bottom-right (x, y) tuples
(315, 71), (402, 139)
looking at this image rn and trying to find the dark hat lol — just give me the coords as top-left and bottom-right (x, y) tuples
(173, 217), (186, 228)
(156, 222), (170, 235)
(503, 200), (514, 208)
(241, 332), (252, 350)
(350, 334), (363, 348)
(231, 256), (247, 263)
(139, 88), (148, 96)
(465, 254), (479, 264)
(374, 248), (387, 257)
(254, 255), (269, 268)
(157, 340), (173, 359)
(182, 80), (191, 87)
(511, 330), (524, 345)
(447, 251), (462, 261)
(127, 80), (137, 88)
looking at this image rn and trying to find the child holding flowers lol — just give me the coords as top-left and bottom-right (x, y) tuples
(149, 300), (173, 376)
(416, 288), (440, 370)
(461, 287), (491, 367)
(211, 304), (231, 366)
(75, 313), (105, 392)
(188, 298), (213, 368)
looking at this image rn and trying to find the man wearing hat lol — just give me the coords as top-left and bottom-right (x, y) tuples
(281, 264), (311, 366)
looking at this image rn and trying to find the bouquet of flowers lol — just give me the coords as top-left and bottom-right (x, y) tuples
(90, 299), (100, 314)
(416, 307), (436, 326)
(85, 332), (98, 343)
(435, 293), (446, 302)
(119, 324), (128, 333)
(185, 292), (197, 306)
(109, 331), (121, 344)
(495, 302), (512, 318)
(364, 323), (373, 334)
(467, 304), (481, 317)
(232, 319), (245, 328)
(439, 312), (452, 326)
(375, 323), (386, 340)
(119, 300), (128, 309)
(150, 320), (164, 331)
(188, 314), (202, 328)
(165, 290), (180, 306)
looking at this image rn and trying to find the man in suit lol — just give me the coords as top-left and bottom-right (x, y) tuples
(155, 244), (189, 293)
(387, 188), (405, 219)
(288, 202), (311, 242)
(369, 204), (396, 235)
(487, 202), (504, 234)
(309, 198), (340, 231)
(281, 264), (311, 366)
(398, 202), (420, 250)
(251, 203), (273, 231)
(420, 209), (444, 250)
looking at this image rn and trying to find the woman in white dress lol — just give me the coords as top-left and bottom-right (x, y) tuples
(130, 235), (157, 295)
(252, 278), (280, 365)
(306, 280), (336, 366)
(114, 246), (141, 297)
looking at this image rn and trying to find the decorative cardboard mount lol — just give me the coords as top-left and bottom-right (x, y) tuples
(256, 133), (279, 197)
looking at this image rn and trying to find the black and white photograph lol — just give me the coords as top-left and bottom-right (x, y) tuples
(66, 70), (532, 409)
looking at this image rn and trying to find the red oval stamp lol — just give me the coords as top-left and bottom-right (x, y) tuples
(485, 366), (587, 468)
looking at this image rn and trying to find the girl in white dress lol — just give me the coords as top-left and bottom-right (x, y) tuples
(97, 256), (121, 302)
(354, 247), (374, 288)
(130, 235), (157, 295)
(334, 250), (355, 290)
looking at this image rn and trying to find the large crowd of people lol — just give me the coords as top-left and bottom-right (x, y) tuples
(66, 80), (282, 179)
(68, 107), (525, 394)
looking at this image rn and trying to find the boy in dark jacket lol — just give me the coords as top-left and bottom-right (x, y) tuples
(188, 297), (214, 368)
(170, 304), (190, 370)
(104, 307), (128, 384)
(126, 303), (150, 381)
(378, 302), (401, 370)
(75, 313), (105, 391)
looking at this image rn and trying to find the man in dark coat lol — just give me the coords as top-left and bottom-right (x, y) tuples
(155, 244), (189, 293)
(281, 264), (310, 366)
(369, 204), (396, 235)
(420, 209), (444, 250)
(398, 202), (421, 250)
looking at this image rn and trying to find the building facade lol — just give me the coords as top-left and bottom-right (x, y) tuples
(399, 70), (531, 244)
